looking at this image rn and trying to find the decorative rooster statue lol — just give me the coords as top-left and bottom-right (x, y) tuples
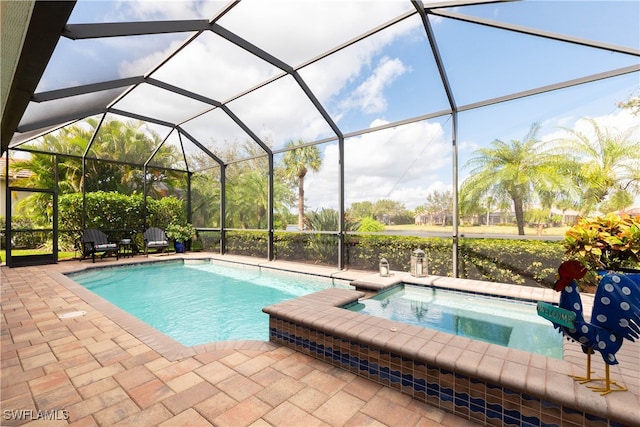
(539, 260), (640, 395)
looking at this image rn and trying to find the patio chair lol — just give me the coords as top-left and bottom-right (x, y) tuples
(81, 229), (119, 263)
(144, 227), (169, 256)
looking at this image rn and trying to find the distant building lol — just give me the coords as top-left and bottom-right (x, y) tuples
(414, 212), (451, 226)
(416, 207), (580, 227)
(0, 156), (33, 217)
(617, 207), (640, 216)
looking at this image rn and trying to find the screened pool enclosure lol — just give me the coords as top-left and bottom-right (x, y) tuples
(2, 1), (639, 273)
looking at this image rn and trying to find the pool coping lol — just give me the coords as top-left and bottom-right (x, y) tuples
(51, 255), (639, 426)
(262, 284), (639, 426)
(51, 255), (368, 361)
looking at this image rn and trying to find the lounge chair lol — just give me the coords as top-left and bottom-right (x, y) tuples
(144, 227), (169, 256)
(81, 229), (119, 263)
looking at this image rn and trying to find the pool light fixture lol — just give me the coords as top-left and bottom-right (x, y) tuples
(379, 258), (390, 277)
(411, 248), (428, 277)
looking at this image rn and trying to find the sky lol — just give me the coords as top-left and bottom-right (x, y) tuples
(31, 0), (640, 212)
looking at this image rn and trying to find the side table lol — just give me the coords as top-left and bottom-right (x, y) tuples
(119, 239), (134, 258)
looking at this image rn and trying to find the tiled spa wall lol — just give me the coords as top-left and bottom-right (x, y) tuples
(267, 316), (621, 427)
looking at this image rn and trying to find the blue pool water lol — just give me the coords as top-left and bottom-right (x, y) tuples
(348, 285), (562, 358)
(68, 260), (351, 346)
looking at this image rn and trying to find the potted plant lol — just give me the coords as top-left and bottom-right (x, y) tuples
(563, 213), (640, 288)
(165, 223), (197, 253)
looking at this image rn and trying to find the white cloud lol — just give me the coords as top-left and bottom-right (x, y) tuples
(540, 108), (639, 145)
(108, 1), (417, 152)
(45, 0), (639, 211)
(340, 56), (409, 114)
(118, 37), (189, 77)
(216, 1), (413, 66)
(304, 120), (451, 210)
(113, 0), (224, 21)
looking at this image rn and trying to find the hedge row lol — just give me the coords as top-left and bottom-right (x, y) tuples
(203, 231), (565, 288)
(58, 192), (186, 235)
(344, 234), (563, 287)
(5, 190), (566, 288)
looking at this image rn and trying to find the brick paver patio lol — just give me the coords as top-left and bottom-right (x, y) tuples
(1, 256), (478, 426)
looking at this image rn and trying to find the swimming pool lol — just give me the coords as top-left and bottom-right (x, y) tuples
(68, 260), (351, 346)
(347, 284), (562, 358)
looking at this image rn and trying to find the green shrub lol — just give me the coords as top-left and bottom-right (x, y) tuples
(562, 213), (640, 288)
(272, 231), (564, 286)
(563, 213), (640, 271)
(147, 196), (186, 230)
(346, 234), (564, 287)
(59, 191), (145, 235)
(59, 191), (187, 240)
(459, 238), (563, 287)
(357, 216), (385, 232)
(226, 231), (268, 257)
(346, 234), (452, 275)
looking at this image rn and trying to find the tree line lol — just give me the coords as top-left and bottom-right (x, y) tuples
(7, 97), (639, 237)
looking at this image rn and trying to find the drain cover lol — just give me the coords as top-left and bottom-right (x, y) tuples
(58, 310), (87, 319)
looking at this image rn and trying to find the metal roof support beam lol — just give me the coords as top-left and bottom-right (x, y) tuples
(82, 113), (107, 229)
(219, 105), (275, 260)
(177, 131), (193, 224)
(430, 9), (640, 57)
(208, 20), (342, 264)
(293, 2), (512, 72)
(414, 0), (460, 277)
(178, 127), (227, 254)
(177, 131), (190, 174)
(219, 163), (226, 256)
(143, 133), (175, 226)
(9, 121), (77, 150)
(178, 128), (224, 166)
(144, 130), (172, 169)
(17, 108), (105, 133)
(289, 71), (346, 269)
(32, 77), (145, 102)
(425, 0), (515, 8)
(12, 145), (186, 173)
(107, 109), (175, 129)
(459, 64), (640, 112)
(220, 107), (271, 154)
(208, 15), (348, 266)
(146, 78), (222, 107)
(62, 20), (210, 39)
(210, 24), (293, 73)
(290, 72), (342, 139)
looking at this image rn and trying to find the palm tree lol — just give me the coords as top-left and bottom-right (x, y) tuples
(88, 119), (184, 196)
(461, 122), (569, 235)
(305, 208), (359, 232)
(555, 118), (640, 215)
(304, 208), (359, 263)
(12, 129), (89, 222)
(13, 119), (189, 222)
(224, 157), (293, 229)
(282, 139), (322, 231)
(190, 159), (221, 228)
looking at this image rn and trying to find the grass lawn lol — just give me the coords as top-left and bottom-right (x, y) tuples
(385, 224), (570, 237)
(1, 249), (76, 263)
